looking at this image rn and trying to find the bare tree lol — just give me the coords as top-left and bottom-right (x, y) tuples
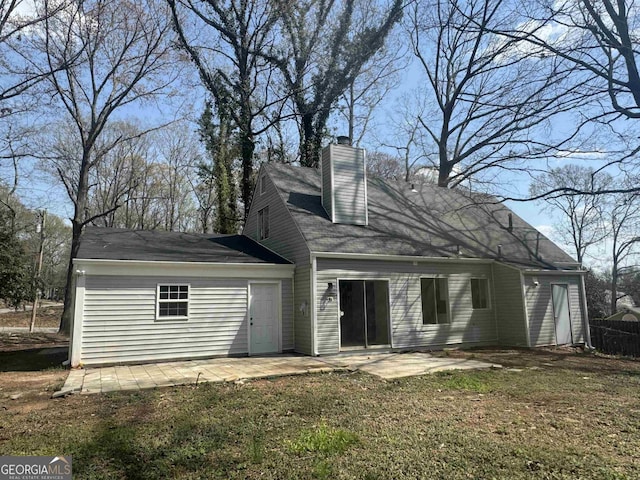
(376, 89), (433, 182)
(0, 0), (72, 105)
(40, 0), (177, 334)
(607, 186), (640, 313)
(480, 0), (640, 199)
(334, 7), (407, 146)
(530, 165), (612, 264)
(82, 122), (152, 228)
(0, 1), (79, 211)
(153, 126), (198, 232)
(507, 0), (640, 120)
(265, 0), (403, 167)
(365, 151), (405, 180)
(408, 0), (585, 188)
(190, 163), (217, 233)
(168, 0), (280, 219)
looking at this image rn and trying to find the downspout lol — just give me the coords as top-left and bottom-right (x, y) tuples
(490, 263), (500, 345)
(70, 268), (86, 368)
(311, 254), (318, 356)
(579, 273), (594, 349)
(520, 271), (532, 348)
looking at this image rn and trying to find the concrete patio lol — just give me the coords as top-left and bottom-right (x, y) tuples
(55, 352), (501, 396)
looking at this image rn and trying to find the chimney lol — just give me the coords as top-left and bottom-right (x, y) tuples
(321, 137), (368, 225)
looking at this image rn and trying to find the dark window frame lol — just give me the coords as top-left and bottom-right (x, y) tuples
(470, 278), (490, 309)
(420, 277), (450, 325)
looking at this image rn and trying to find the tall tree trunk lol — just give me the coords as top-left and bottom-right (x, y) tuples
(58, 221), (82, 335)
(59, 154), (91, 335)
(611, 266), (618, 315)
(240, 108), (254, 220)
(300, 113), (317, 167)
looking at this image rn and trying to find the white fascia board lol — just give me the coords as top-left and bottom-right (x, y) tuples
(311, 251), (494, 264)
(72, 258), (294, 278)
(521, 269), (587, 276)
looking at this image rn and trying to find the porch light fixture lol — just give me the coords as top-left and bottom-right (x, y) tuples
(327, 282), (336, 302)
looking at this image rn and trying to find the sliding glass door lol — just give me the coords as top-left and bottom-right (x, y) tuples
(339, 280), (390, 349)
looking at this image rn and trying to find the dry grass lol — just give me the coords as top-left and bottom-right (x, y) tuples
(0, 305), (63, 328)
(0, 344), (639, 479)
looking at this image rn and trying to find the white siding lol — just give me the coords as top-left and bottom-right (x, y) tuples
(315, 259), (497, 354)
(523, 273), (586, 346)
(244, 167), (310, 265)
(281, 278), (294, 350)
(80, 275), (293, 366)
(323, 144), (367, 225)
(493, 263), (528, 346)
(293, 264), (313, 354)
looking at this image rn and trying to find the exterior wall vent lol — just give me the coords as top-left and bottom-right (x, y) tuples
(321, 140), (368, 225)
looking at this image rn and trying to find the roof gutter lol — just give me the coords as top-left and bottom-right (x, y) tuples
(520, 269), (587, 276)
(73, 258), (295, 279)
(312, 251), (494, 264)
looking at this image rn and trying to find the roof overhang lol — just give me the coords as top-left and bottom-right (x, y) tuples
(312, 252), (583, 272)
(312, 251), (493, 264)
(73, 258), (295, 279)
(520, 268), (586, 276)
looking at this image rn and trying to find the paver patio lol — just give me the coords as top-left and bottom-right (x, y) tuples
(55, 352), (500, 396)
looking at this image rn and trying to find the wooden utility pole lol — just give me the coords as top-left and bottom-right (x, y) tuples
(29, 210), (46, 333)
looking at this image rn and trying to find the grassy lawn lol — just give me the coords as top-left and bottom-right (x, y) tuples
(1, 344), (639, 479)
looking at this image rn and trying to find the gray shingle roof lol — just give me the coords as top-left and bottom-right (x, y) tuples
(265, 163), (576, 269)
(77, 227), (292, 264)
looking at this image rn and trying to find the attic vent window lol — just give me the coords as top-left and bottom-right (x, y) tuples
(260, 175), (266, 195)
(258, 206), (270, 240)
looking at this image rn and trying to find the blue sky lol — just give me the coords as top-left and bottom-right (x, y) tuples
(3, 7), (623, 272)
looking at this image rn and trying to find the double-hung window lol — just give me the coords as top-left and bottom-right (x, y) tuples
(421, 278), (449, 324)
(157, 285), (189, 319)
(470, 278), (489, 309)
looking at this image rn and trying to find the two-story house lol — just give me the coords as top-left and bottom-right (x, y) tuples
(68, 138), (590, 366)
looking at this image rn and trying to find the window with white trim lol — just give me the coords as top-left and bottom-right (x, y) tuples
(421, 278), (449, 324)
(470, 278), (489, 309)
(157, 285), (189, 318)
(258, 206), (269, 240)
(260, 175), (266, 195)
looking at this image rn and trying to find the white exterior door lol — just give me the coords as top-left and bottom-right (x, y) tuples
(552, 284), (573, 345)
(249, 283), (279, 354)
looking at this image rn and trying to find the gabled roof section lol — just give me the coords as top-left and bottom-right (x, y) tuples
(77, 227), (292, 264)
(265, 163), (576, 269)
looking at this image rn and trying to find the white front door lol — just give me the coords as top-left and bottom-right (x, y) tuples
(552, 284), (573, 345)
(249, 283), (279, 354)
